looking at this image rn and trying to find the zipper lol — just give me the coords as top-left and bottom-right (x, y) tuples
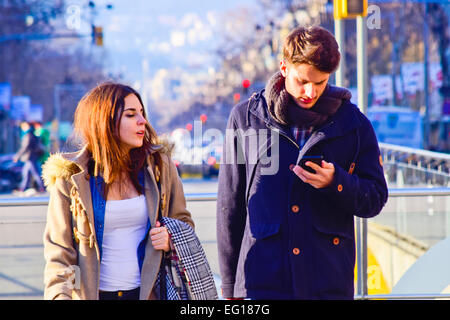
(295, 131), (326, 165)
(268, 126), (300, 149)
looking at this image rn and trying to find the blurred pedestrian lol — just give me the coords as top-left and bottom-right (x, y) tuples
(217, 26), (388, 299)
(32, 121), (50, 163)
(13, 121), (45, 193)
(41, 83), (194, 300)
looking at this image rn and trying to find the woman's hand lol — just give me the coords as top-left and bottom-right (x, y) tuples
(150, 221), (170, 252)
(293, 160), (335, 189)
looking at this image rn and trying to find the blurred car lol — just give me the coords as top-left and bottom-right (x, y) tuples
(169, 129), (223, 179)
(172, 150), (221, 179)
(367, 105), (423, 149)
(202, 152), (220, 178)
(0, 154), (23, 192)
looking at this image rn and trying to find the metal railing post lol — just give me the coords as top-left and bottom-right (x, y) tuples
(356, 216), (368, 298)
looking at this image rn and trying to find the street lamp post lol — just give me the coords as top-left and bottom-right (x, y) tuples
(334, 18), (345, 87)
(334, 0), (369, 298)
(357, 15), (368, 115)
(423, 3), (431, 150)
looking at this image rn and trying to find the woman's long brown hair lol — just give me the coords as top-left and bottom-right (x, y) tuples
(73, 82), (162, 195)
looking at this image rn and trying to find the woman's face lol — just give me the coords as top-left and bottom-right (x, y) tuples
(118, 93), (147, 151)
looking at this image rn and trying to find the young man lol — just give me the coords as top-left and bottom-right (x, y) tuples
(216, 26), (388, 300)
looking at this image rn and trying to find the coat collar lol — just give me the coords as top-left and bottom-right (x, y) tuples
(45, 145), (163, 244)
(144, 157), (160, 228)
(248, 90), (293, 138)
(70, 147), (162, 228)
(248, 90), (362, 141)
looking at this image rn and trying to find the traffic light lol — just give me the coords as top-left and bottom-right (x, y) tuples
(200, 114), (207, 123)
(334, 0), (367, 19)
(233, 93), (241, 104)
(242, 79), (251, 95)
(92, 25), (103, 46)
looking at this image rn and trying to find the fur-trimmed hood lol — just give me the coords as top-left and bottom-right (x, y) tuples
(41, 152), (82, 189)
(42, 138), (175, 190)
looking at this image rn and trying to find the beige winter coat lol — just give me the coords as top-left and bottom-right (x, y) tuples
(41, 145), (194, 300)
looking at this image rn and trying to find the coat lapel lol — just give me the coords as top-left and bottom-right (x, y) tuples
(144, 162), (160, 227)
(320, 102), (362, 138)
(140, 160), (162, 299)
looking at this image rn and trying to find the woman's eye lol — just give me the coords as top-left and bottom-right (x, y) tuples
(125, 114), (135, 118)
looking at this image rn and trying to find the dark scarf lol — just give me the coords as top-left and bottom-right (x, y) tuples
(265, 71), (352, 127)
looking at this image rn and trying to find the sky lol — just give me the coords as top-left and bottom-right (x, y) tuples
(69, 0), (259, 83)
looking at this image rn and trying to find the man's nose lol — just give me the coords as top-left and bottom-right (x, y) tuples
(304, 83), (316, 99)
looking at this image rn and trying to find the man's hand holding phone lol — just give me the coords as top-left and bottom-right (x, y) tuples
(293, 155), (335, 189)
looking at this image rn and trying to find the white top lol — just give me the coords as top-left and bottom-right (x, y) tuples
(99, 195), (148, 291)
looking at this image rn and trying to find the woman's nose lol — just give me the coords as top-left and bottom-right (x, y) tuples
(137, 114), (147, 125)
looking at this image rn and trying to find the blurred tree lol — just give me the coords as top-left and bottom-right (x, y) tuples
(428, 3), (449, 106)
(157, 0), (448, 140)
(0, 0), (109, 124)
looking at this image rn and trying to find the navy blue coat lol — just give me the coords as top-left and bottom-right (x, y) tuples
(216, 91), (388, 300)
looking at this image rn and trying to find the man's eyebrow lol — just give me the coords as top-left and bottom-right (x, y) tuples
(298, 77), (327, 84)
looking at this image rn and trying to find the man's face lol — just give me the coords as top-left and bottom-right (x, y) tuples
(280, 60), (330, 109)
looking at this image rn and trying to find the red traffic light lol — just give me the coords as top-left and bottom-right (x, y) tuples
(233, 93), (241, 102)
(242, 79), (251, 88)
(200, 114), (207, 123)
(186, 123), (193, 131)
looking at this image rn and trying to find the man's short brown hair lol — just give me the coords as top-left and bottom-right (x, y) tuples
(282, 26), (340, 73)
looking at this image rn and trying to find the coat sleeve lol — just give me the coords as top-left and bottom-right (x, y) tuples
(166, 155), (195, 229)
(319, 116), (388, 218)
(216, 109), (247, 298)
(43, 178), (77, 300)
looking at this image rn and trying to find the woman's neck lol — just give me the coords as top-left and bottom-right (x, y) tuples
(106, 173), (140, 201)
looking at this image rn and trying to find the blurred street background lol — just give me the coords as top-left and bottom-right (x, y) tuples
(1, 0), (449, 172)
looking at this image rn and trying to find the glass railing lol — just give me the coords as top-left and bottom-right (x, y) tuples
(355, 187), (450, 299)
(1, 189), (450, 299)
(380, 142), (450, 188)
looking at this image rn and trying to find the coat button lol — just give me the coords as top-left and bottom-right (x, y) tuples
(337, 184), (343, 192)
(289, 164), (295, 171)
(293, 248), (300, 255)
(291, 205), (299, 213)
(333, 237), (340, 245)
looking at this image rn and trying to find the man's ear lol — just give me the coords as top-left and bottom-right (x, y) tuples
(279, 59), (287, 77)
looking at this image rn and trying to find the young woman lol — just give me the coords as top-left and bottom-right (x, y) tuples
(42, 82), (194, 300)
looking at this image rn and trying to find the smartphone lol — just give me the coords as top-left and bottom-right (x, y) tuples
(297, 155), (324, 174)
